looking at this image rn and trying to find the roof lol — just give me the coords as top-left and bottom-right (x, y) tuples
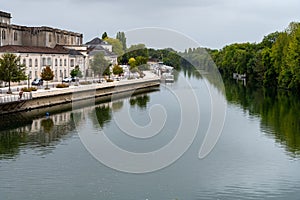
(86, 37), (109, 46)
(88, 45), (117, 57)
(0, 11), (11, 18)
(68, 49), (84, 56)
(0, 45), (69, 54)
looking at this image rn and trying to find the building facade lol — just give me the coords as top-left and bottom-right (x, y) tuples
(0, 10), (119, 84)
(0, 45), (85, 83)
(0, 11), (83, 48)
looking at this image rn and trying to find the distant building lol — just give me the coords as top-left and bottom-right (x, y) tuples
(0, 11), (83, 48)
(86, 37), (118, 65)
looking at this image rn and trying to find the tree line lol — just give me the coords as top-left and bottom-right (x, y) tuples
(210, 22), (300, 93)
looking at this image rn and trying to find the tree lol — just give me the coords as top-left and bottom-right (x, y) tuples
(102, 32), (108, 40)
(70, 65), (83, 78)
(0, 53), (27, 94)
(283, 23), (300, 91)
(112, 65), (124, 75)
(116, 32), (127, 51)
(41, 66), (54, 89)
(90, 52), (110, 81)
(104, 37), (124, 56)
(128, 57), (137, 69)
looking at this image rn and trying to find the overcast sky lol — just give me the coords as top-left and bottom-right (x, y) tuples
(2, 0), (300, 49)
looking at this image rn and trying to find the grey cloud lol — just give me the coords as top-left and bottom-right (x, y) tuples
(2, 0), (300, 49)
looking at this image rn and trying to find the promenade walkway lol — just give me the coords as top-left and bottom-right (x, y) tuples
(0, 71), (160, 104)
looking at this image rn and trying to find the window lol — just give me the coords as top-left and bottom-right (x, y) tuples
(64, 59), (67, 66)
(2, 30), (6, 40)
(71, 37), (74, 44)
(35, 71), (37, 78)
(60, 70), (62, 78)
(13, 32), (18, 41)
(70, 59), (75, 67)
(57, 35), (60, 43)
(42, 58), (46, 66)
(49, 34), (52, 43)
(29, 71), (32, 79)
(55, 59), (58, 66)
(47, 57), (51, 66)
(22, 58), (26, 66)
(35, 59), (38, 67)
(29, 59), (32, 67)
(60, 59), (62, 66)
(64, 69), (66, 77)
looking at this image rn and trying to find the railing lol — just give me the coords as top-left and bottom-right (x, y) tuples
(0, 92), (32, 104)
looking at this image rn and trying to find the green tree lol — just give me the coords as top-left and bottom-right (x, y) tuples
(70, 65), (83, 78)
(135, 56), (147, 66)
(102, 32), (108, 40)
(104, 37), (124, 56)
(271, 32), (289, 88)
(90, 52), (110, 80)
(0, 53), (27, 94)
(41, 66), (54, 89)
(283, 23), (300, 91)
(112, 65), (124, 75)
(116, 32), (127, 51)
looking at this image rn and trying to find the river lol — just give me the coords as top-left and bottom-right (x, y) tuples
(0, 70), (300, 200)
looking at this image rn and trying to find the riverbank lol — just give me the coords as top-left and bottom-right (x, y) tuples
(0, 71), (160, 115)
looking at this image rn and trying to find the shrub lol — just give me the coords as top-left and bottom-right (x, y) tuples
(79, 81), (92, 85)
(56, 83), (69, 88)
(21, 87), (37, 92)
(31, 87), (37, 91)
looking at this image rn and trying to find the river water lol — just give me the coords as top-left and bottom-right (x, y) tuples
(0, 70), (300, 200)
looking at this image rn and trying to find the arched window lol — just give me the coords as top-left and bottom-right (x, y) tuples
(35, 59), (38, 67)
(60, 59), (62, 66)
(42, 58), (46, 66)
(13, 32), (18, 41)
(2, 30), (6, 40)
(70, 59), (75, 67)
(29, 59), (32, 67)
(55, 59), (58, 66)
(64, 59), (67, 66)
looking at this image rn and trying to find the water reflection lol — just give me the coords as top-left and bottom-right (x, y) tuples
(94, 105), (112, 129)
(0, 111), (77, 159)
(129, 94), (150, 109)
(224, 78), (300, 157)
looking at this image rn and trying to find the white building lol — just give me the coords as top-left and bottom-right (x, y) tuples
(0, 45), (85, 83)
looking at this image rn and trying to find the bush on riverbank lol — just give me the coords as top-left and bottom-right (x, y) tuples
(21, 87), (37, 92)
(79, 81), (92, 85)
(56, 83), (69, 88)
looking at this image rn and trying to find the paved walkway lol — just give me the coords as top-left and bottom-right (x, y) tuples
(0, 71), (160, 104)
